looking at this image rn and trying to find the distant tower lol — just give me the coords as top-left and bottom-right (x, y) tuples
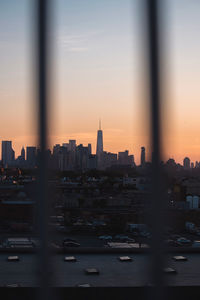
(96, 120), (103, 169)
(21, 147), (25, 160)
(88, 143), (92, 155)
(96, 119), (103, 156)
(141, 147), (145, 166)
(183, 157), (190, 169)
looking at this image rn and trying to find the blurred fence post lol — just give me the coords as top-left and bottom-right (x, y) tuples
(37, 0), (50, 298)
(146, 0), (166, 299)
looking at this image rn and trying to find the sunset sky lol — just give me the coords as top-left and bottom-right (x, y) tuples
(0, 0), (200, 165)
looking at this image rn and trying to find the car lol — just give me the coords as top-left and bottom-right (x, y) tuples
(99, 235), (112, 240)
(164, 239), (181, 247)
(4, 283), (22, 287)
(63, 241), (80, 247)
(192, 240), (200, 247)
(57, 226), (71, 233)
(126, 237), (135, 243)
(177, 237), (191, 245)
(63, 238), (78, 243)
(113, 235), (134, 242)
(7, 256), (19, 262)
(51, 242), (60, 249)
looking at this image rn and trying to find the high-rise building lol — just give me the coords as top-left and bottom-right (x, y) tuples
(101, 151), (117, 169)
(26, 146), (37, 168)
(2, 141), (14, 167)
(76, 144), (90, 171)
(96, 120), (103, 155)
(69, 140), (76, 152)
(96, 120), (103, 168)
(183, 157), (190, 169)
(118, 150), (134, 166)
(62, 143), (69, 150)
(141, 147), (145, 166)
(88, 143), (92, 155)
(21, 147), (25, 160)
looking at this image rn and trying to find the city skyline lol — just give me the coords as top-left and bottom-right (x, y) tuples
(0, 135), (199, 169)
(1, 1), (200, 164)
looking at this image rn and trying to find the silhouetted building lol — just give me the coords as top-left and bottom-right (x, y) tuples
(2, 141), (14, 167)
(69, 140), (76, 152)
(26, 147), (37, 168)
(21, 147), (25, 160)
(62, 143), (69, 150)
(195, 161), (200, 168)
(88, 144), (92, 155)
(141, 147), (145, 166)
(76, 144), (90, 171)
(58, 146), (69, 171)
(101, 152), (117, 169)
(96, 120), (103, 169)
(183, 157), (190, 170)
(15, 147), (26, 168)
(118, 150), (134, 166)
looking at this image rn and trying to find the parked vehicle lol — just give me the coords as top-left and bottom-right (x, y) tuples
(63, 241), (80, 247)
(126, 237), (135, 243)
(57, 226), (71, 233)
(4, 283), (22, 287)
(177, 237), (191, 245)
(63, 238), (78, 244)
(113, 235), (134, 242)
(164, 239), (181, 247)
(99, 235), (112, 241)
(192, 240), (200, 247)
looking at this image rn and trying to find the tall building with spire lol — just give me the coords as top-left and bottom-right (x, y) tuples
(96, 119), (103, 155)
(96, 120), (103, 168)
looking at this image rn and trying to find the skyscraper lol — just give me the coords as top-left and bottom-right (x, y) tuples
(69, 140), (76, 152)
(21, 147), (25, 160)
(96, 120), (103, 169)
(96, 120), (103, 155)
(183, 157), (190, 169)
(88, 144), (92, 155)
(141, 146), (145, 166)
(2, 141), (14, 167)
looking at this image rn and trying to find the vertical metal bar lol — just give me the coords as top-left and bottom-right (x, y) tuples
(146, 0), (166, 298)
(37, 0), (50, 298)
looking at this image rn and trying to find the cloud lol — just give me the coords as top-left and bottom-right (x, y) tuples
(56, 30), (103, 52)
